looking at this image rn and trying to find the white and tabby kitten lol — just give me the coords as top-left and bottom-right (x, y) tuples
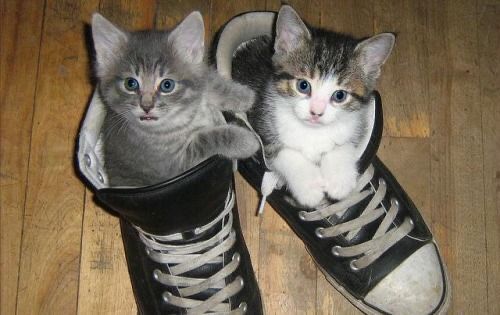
(92, 12), (259, 187)
(232, 6), (394, 207)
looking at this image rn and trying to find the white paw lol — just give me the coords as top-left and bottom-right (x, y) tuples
(288, 171), (325, 208)
(322, 164), (358, 200)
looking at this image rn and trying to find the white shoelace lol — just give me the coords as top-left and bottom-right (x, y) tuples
(135, 190), (247, 315)
(260, 165), (414, 270)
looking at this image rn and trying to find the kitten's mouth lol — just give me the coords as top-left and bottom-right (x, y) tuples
(140, 115), (159, 121)
(307, 116), (322, 124)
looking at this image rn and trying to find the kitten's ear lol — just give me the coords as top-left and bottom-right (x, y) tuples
(274, 5), (311, 56)
(168, 11), (205, 64)
(355, 33), (395, 78)
(91, 13), (128, 75)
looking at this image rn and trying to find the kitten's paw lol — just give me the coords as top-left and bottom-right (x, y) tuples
(288, 171), (325, 208)
(230, 83), (255, 112)
(322, 163), (358, 200)
(237, 130), (260, 158)
(207, 77), (256, 112)
(222, 126), (260, 159)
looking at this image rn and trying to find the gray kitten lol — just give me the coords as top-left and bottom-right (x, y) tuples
(92, 12), (259, 187)
(231, 6), (394, 207)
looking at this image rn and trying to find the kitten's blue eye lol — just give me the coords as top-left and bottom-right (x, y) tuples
(124, 78), (139, 91)
(159, 79), (175, 93)
(296, 79), (311, 94)
(331, 90), (348, 103)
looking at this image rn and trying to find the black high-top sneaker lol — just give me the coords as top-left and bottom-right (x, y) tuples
(215, 12), (451, 315)
(77, 92), (263, 315)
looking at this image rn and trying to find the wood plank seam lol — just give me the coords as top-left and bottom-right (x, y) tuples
(477, 3), (499, 313)
(75, 188), (88, 315)
(12, 1), (48, 313)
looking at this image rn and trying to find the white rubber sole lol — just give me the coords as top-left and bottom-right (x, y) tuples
(306, 241), (452, 315)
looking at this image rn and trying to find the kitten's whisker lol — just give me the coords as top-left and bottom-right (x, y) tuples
(104, 111), (132, 140)
(115, 113), (130, 135)
(104, 121), (124, 140)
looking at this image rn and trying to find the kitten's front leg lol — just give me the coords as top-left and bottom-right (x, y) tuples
(272, 149), (325, 208)
(321, 145), (359, 200)
(206, 72), (256, 112)
(187, 125), (260, 162)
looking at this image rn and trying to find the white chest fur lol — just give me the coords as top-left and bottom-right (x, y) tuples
(275, 105), (359, 164)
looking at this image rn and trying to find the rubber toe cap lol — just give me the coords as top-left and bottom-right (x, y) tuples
(364, 243), (449, 314)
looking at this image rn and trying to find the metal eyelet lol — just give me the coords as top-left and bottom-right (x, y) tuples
(194, 227), (202, 234)
(162, 291), (172, 303)
(315, 227), (325, 239)
(298, 211), (307, 221)
(84, 154), (91, 167)
(390, 197), (400, 209)
(239, 302), (248, 313)
(97, 171), (104, 183)
(408, 218), (414, 226)
(237, 276), (245, 288)
(349, 259), (360, 271)
(153, 269), (161, 280)
(331, 245), (342, 256)
(378, 177), (386, 188)
(232, 252), (241, 262)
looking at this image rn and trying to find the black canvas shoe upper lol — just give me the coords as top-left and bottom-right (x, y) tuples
(236, 92), (450, 314)
(77, 92), (263, 315)
(215, 10), (451, 313)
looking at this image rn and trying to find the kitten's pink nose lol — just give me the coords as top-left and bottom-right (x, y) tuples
(310, 101), (326, 117)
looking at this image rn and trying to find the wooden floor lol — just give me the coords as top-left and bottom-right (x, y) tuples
(1, 0), (499, 314)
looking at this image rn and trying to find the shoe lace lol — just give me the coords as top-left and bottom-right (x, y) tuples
(261, 165), (414, 270)
(135, 190), (247, 314)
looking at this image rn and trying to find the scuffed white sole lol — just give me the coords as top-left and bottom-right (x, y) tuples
(307, 241), (452, 315)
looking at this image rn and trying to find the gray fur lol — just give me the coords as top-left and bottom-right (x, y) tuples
(92, 12), (259, 187)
